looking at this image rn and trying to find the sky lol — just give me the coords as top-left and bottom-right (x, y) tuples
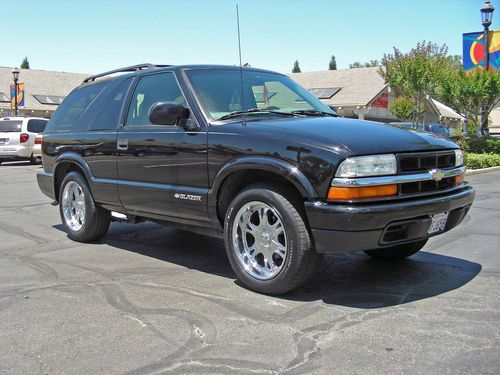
(0, 0), (498, 75)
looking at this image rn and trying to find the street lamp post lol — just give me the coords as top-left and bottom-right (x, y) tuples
(480, 0), (495, 135)
(11, 67), (19, 117)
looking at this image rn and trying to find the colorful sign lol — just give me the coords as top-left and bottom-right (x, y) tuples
(371, 92), (388, 108)
(10, 83), (25, 108)
(463, 30), (500, 71)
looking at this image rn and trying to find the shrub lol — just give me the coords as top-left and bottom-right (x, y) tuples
(465, 153), (500, 169)
(451, 135), (500, 154)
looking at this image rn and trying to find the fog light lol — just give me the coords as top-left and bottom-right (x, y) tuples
(328, 184), (398, 200)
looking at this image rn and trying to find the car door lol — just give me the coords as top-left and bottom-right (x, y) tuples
(116, 71), (208, 221)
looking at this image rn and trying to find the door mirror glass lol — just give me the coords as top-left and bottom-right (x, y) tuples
(149, 102), (190, 126)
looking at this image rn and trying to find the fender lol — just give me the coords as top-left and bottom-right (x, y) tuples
(52, 153), (96, 202)
(209, 156), (318, 200)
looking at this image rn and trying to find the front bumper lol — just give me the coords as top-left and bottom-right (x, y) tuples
(305, 186), (475, 253)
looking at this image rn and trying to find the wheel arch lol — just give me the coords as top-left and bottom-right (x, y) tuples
(210, 156), (317, 225)
(53, 153), (94, 203)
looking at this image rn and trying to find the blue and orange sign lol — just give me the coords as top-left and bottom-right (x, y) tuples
(463, 30), (500, 71)
(10, 83), (24, 108)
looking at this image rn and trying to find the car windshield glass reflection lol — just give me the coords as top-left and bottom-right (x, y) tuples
(186, 69), (335, 121)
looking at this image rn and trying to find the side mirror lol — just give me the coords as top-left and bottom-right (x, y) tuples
(148, 102), (190, 126)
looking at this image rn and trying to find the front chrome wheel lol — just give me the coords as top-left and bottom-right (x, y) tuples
(232, 201), (287, 280)
(61, 180), (86, 232)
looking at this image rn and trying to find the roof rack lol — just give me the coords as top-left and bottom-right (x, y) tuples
(82, 63), (168, 83)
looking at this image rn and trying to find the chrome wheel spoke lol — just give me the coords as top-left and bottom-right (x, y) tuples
(232, 201), (288, 281)
(62, 181), (86, 232)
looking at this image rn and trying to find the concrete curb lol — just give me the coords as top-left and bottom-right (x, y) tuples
(466, 165), (500, 175)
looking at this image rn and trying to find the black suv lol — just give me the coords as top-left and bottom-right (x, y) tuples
(37, 64), (475, 294)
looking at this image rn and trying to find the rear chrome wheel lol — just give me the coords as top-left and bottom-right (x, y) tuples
(59, 171), (110, 242)
(232, 201), (287, 280)
(62, 180), (86, 232)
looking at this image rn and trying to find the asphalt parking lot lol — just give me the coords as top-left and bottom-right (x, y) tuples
(0, 163), (498, 374)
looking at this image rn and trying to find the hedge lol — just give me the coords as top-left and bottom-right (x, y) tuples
(465, 153), (500, 170)
(451, 135), (500, 154)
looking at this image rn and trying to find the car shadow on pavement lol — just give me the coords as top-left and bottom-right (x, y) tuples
(54, 221), (482, 308)
(286, 250), (481, 308)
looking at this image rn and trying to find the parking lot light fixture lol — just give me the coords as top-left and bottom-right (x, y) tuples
(481, 0), (495, 28)
(480, 1), (494, 135)
(12, 67), (20, 117)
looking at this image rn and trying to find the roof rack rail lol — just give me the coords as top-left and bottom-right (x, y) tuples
(83, 63), (167, 83)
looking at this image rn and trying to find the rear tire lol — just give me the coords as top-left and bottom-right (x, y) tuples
(224, 184), (322, 295)
(364, 239), (428, 261)
(29, 155), (38, 164)
(59, 171), (110, 242)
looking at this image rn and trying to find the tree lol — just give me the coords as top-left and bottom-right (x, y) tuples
(20, 57), (30, 69)
(379, 41), (449, 124)
(292, 60), (301, 73)
(329, 55), (337, 70)
(349, 60), (379, 69)
(389, 97), (415, 121)
(436, 68), (500, 135)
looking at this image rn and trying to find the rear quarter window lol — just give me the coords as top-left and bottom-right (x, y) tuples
(90, 78), (132, 130)
(45, 82), (106, 132)
(27, 119), (48, 133)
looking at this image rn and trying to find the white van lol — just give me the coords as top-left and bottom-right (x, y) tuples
(0, 117), (48, 164)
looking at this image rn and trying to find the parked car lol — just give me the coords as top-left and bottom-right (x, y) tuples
(389, 121), (416, 130)
(424, 123), (451, 138)
(0, 117), (48, 164)
(32, 133), (44, 163)
(36, 64), (475, 294)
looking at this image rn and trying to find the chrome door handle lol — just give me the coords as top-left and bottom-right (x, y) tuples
(117, 139), (128, 150)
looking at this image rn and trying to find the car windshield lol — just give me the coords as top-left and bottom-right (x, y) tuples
(0, 121), (22, 132)
(185, 69), (335, 121)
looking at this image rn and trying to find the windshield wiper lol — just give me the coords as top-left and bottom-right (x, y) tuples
(218, 108), (296, 121)
(291, 109), (338, 117)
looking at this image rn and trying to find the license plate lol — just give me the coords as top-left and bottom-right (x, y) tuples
(428, 212), (449, 234)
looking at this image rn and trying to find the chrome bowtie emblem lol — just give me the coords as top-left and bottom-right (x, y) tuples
(430, 169), (445, 182)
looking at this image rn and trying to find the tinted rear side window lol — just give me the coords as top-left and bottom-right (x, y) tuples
(46, 82), (106, 132)
(0, 121), (22, 132)
(90, 78), (132, 131)
(27, 119), (48, 133)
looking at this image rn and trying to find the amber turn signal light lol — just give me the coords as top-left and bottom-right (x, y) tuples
(455, 173), (465, 185)
(328, 184), (398, 200)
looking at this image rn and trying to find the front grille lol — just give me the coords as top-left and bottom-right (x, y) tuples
(398, 151), (455, 173)
(400, 176), (456, 195)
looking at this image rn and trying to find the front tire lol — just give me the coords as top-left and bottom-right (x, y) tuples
(364, 239), (428, 261)
(59, 172), (110, 242)
(224, 184), (322, 295)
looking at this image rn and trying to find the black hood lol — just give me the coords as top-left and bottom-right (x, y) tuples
(248, 117), (458, 156)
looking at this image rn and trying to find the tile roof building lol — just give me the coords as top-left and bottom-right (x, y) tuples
(0, 67), (86, 118)
(289, 67), (464, 131)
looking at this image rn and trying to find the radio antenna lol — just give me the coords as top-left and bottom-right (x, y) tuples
(236, 4), (246, 122)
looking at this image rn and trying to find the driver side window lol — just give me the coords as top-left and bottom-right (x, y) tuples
(126, 72), (186, 126)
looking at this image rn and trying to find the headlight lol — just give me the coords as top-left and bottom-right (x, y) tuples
(454, 149), (464, 166)
(335, 154), (397, 177)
